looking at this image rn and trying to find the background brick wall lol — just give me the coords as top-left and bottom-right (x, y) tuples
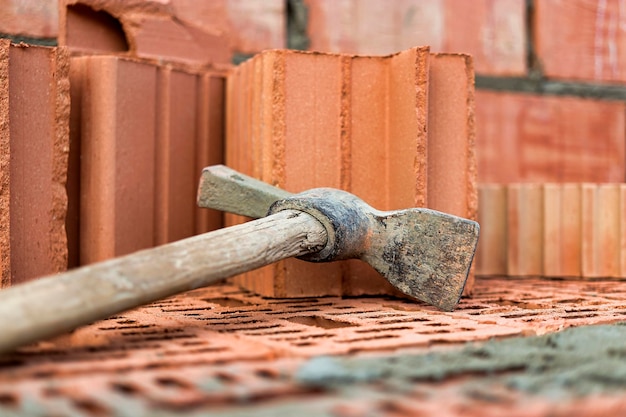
(2, 0), (623, 185)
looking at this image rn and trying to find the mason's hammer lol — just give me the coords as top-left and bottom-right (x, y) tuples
(0, 165), (479, 354)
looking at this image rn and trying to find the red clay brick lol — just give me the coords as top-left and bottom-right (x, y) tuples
(535, 0), (626, 83)
(0, 40), (9, 287)
(475, 91), (626, 183)
(305, 0), (526, 76)
(507, 184), (543, 277)
(475, 184), (507, 276)
(543, 184), (582, 278)
(387, 47), (429, 210)
(195, 73), (225, 235)
(155, 67), (197, 245)
(60, 0), (229, 65)
(71, 56), (224, 265)
(0, 0), (59, 39)
(427, 54), (476, 220)
(77, 56), (157, 264)
(226, 47), (477, 298)
(581, 184), (622, 278)
(4, 44), (70, 285)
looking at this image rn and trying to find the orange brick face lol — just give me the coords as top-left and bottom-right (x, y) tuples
(70, 56), (224, 266)
(535, 0), (626, 83)
(475, 91), (626, 183)
(0, 0), (58, 39)
(226, 47), (477, 298)
(305, 0), (526, 76)
(2, 43), (70, 285)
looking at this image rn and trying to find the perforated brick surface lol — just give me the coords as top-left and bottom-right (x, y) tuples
(1, 277), (626, 415)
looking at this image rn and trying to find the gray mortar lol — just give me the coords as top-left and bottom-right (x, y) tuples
(296, 323), (626, 398)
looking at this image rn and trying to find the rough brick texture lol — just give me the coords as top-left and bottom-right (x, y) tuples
(0, 42), (70, 286)
(475, 90), (626, 183)
(0, 40), (9, 287)
(1, 278), (626, 415)
(535, 0), (626, 83)
(305, 0), (526, 76)
(225, 47), (477, 298)
(0, 0), (58, 39)
(69, 56), (224, 266)
(476, 183), (626, 279)
(58, 0), (285, 65)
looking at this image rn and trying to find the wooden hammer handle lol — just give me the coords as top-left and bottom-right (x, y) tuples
(0, 210), (326, 354)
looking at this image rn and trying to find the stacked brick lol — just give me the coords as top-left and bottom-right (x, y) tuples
(68, 57), (224, 266)
(0, 41), (70, 287)
(225, 46), (477, 298)
(476, 183), (626, 278)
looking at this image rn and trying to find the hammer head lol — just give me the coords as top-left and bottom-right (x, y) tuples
(269, 189), (479, 311)
(198, 165), (479, 311)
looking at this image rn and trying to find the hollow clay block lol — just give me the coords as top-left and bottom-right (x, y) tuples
(0, 40), (9, 287)
(342, 47), (430, 297)
(78, 56), (157, 264)
(155, 67), (198, 245)
(426, 53), (477, 295)
(195, 73), (225, 235)
(507, 184), (543, 277)
(581, 184), (621, 278)
(6, 44), (70, 285)
(475, 184), (507, 276)
(227, 50), (344, 297)
(542, 183), (582, 277)
(226, 46), (479, 298)
(60, 0), (229, 64)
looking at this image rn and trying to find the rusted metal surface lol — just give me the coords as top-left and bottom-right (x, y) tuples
(199, 165), (480, 311)
(1, 277), (626, 416)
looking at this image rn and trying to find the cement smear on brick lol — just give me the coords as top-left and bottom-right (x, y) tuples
(297, 323), (626, 398)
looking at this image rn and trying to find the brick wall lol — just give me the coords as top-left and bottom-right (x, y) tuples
(3, 0), (622, 184)
(2, 0), (625, 283)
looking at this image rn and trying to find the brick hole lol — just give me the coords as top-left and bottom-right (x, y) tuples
(282, 334), (333, 342)
(218, 324), (281, 332)
(337, 334), (399, 343)
(420, 329), (450, 334)
(99, 324), (154, 331)
(66, 4), (129, 53)
(500, 311), (542, 319)
(377, 318), (429, 325)
(0, 393), (17, 407)
(286, 316), (356, 329)
(111, 382), (141, 396)
(0, 359), (24, 368)
(203, 297), (251, 307)
(196, 314), (252, 321)
(214, 371), (238, 384)
(266, 308), (327, 315)
(155, 376), (192, 389)
(116, 319), (136, 324)
(255, 368), (280, 380)
(206, 319), (262, 326)
(161, 307), (213, 313)
(247, 329), (302, 336)
(180, 340), (207, 347)
(71, 398), (109, 416)
(293, 341), (315, 347)
(354, 326), (413, 334)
